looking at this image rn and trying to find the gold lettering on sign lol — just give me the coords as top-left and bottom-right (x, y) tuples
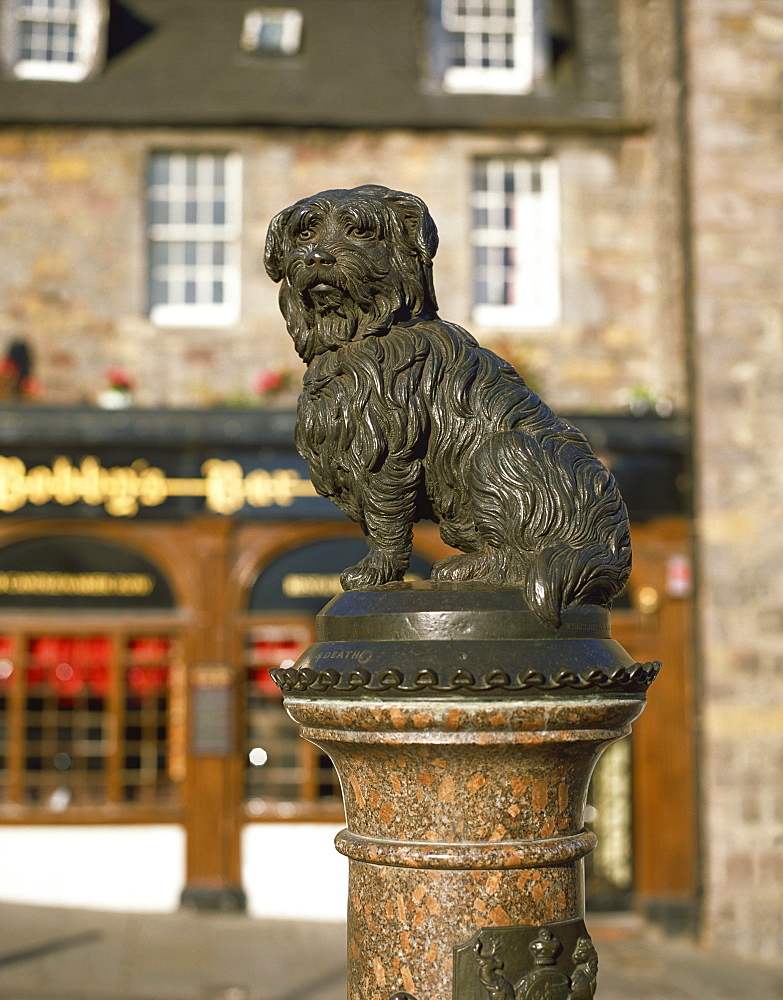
(283, 573), (345, 598)
(0, 455), (317, 517)
(0, 571), (155, 597)
(282, 572), (423, 599)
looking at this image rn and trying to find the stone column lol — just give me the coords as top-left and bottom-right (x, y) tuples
(274, 585), (658, 1000)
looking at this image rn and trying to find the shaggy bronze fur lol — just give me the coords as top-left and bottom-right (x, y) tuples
(265, 185), (631, 626)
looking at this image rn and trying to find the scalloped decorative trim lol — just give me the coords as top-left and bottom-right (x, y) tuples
(271, 660), (661, 696)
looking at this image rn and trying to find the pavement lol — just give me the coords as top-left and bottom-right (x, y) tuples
(0, 903), (781, 1000)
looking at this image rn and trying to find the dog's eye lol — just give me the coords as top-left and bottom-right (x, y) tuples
(348, 225), (377, 241)
(295, 228), (314, 242)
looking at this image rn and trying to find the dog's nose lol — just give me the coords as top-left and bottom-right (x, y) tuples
(304, 248), (336, 267)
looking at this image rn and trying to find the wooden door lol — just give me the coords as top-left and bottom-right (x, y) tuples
(609, 517), (697, 923)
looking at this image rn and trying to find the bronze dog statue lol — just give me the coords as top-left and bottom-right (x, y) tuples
(265, 185), (631, 626)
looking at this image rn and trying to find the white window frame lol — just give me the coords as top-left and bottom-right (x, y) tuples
(147, 152), (242, 329)
(471, 157), (561, 329)
(440, 0), (535, 94)
(2, 0), (104, 82)
(240, 8), (303, 55)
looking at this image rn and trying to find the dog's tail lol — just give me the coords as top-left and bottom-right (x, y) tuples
(470, 431), (632, 627)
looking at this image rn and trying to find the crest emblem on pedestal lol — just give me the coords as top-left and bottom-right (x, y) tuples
(453, 920), (598, 1000)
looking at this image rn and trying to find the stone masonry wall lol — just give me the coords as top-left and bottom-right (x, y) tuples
(688, 0), (783, 961)
(0, 125), (685, 413)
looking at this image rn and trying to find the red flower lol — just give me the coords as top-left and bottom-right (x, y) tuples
(105, 366), (134, 391)
(20, 376), (45, 400)
(254, 369), (284, 394)
(0, 358), (18, 380)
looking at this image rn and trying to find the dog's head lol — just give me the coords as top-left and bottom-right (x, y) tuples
(265, 185), (439, 362)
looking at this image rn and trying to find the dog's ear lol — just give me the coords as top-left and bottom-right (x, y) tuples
(264, 205), (295, 283)
(383, 190), (439, 264)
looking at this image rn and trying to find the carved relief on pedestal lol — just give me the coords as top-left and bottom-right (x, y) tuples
(455, 921), (598, 1000)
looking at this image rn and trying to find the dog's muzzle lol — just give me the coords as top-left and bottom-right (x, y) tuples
(293, 246), (347, 306)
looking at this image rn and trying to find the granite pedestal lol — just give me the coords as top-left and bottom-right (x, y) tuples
(274, 584), (658, 1000)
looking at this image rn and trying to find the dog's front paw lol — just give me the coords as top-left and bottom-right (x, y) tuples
(340, 550), (404, 590)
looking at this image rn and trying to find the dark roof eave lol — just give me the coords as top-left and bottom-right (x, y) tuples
(0, 111), (650, 134)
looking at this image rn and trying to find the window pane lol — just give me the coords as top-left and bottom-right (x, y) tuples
(146, 151), (240, 320)
(149, 242), (168, 267)
(149, 155), (169, 186)
(65, 23), (77, 61)
(149, 279), (168, 308)
(531, 165), (542, 194)
(168, 241), (185, 265)
(21, 636), (112, 807)
(244, 625), (341, 811)
(241, 10), (303, 55)
(440, 0), (535, 92)
(472, 157), (560, 324)
(259, 21), (284, 48)
(15, 0), (83, 66)
(149, 199), (168, 225)
(19, 24), (35, 59)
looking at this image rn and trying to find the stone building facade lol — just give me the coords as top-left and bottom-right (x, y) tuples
(0, 0), (689, 416)
(688, 0), (783, 962)
(0, 124), (687, 414)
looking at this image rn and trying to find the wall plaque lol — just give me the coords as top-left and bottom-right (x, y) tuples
(189, 663), (235, 757)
